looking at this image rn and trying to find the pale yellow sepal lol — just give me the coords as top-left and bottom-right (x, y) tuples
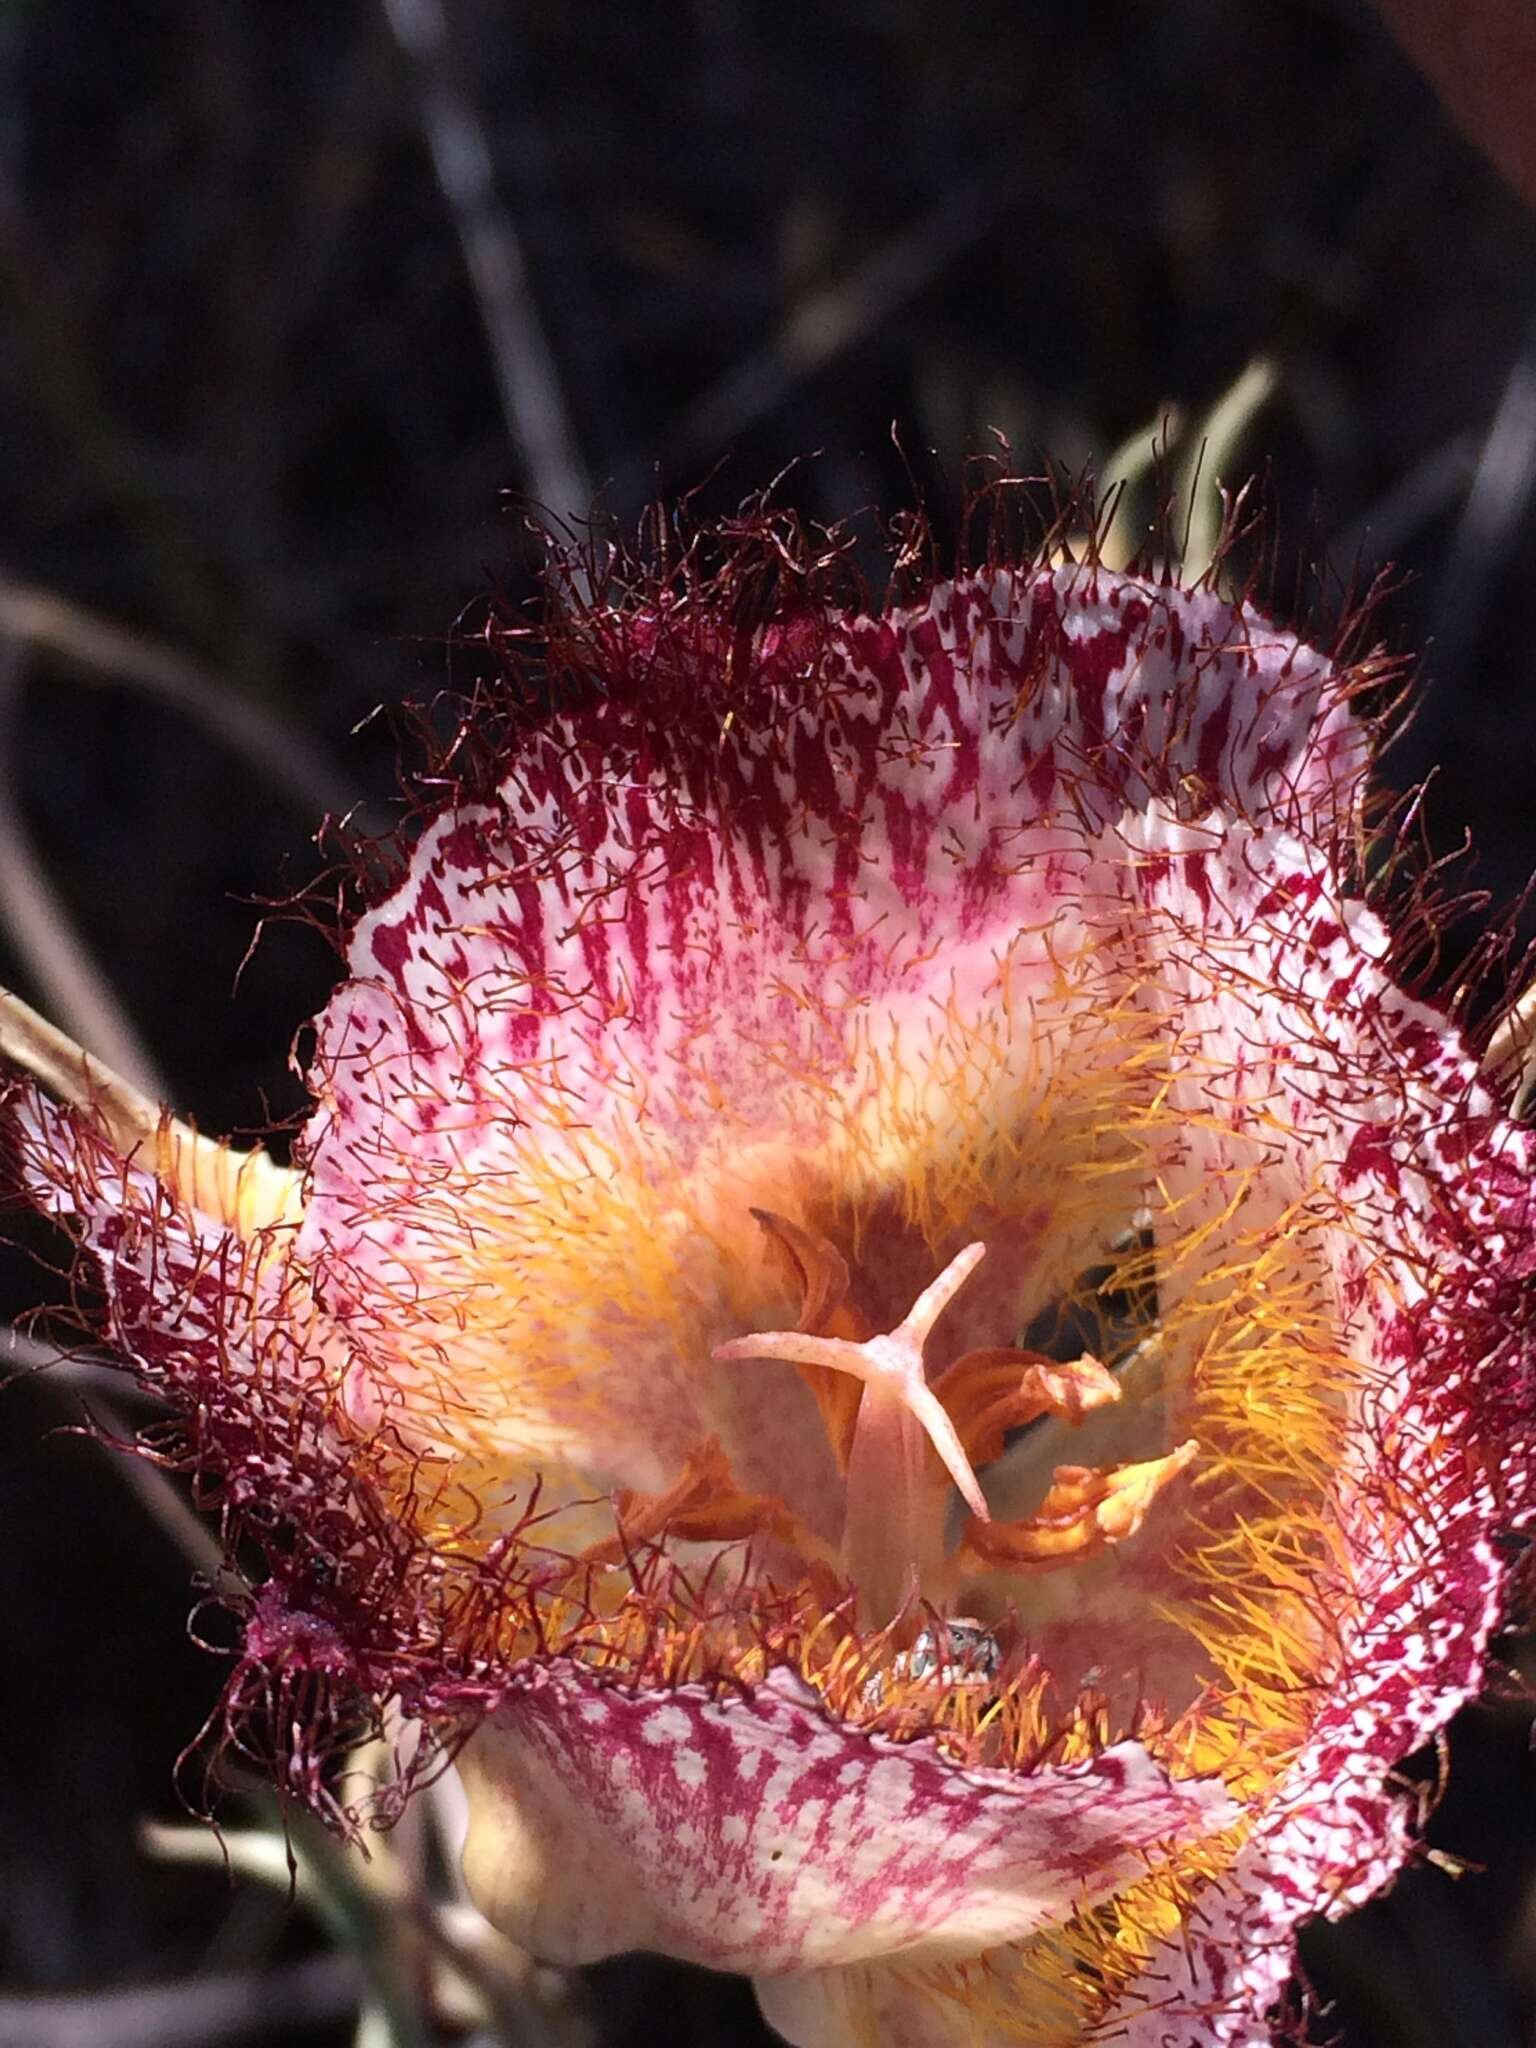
(1063, 356), (1278, 577)
(0, 983), (302, 1236)
(1482, 978), (1536, 1120)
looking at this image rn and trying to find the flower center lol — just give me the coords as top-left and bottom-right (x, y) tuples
(714, 1224), (1197, 1632)
(715, 1241), (992, 1623)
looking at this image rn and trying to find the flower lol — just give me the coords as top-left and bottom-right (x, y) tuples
(4, 500), (1534, 2047)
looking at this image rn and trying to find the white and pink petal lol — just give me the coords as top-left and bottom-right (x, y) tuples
(458, 1657), (1235, 1985)
(298, 566), (1373, 1525)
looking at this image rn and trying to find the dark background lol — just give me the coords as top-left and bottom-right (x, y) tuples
(1, 3), (1534, 2044)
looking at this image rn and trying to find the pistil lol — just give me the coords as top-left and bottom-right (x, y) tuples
(715, 1242), (993, 1624)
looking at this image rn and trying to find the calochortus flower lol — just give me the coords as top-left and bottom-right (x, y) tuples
(4, 504), (1534, 2047)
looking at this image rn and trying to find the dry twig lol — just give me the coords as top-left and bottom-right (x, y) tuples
(0, 648), (165, 1097)
(0, 573), (352, 821)
(382, 0), (592, 524)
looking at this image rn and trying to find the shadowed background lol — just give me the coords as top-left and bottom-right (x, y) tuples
(0, 3), (1533, 2044)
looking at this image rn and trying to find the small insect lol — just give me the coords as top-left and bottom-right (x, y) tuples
(862, 1617), (1002, 1708)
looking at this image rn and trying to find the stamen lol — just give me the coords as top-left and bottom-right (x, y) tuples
(582, 1434), (830, 1568)
(715, 1241), (994, 1624)
(960, 1442), (1198, 1572)
(748, 1208), (865, 1468)
(748, 1207), (851, 1332)
(932, 1347), (1122, 1472)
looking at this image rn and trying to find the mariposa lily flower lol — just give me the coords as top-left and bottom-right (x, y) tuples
(4, 503), (1534, 2048)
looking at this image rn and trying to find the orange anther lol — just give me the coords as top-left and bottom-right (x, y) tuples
(748, 1208), (865, 1468)
(932, 1347), (1122, 1473)
(583, 1435), (806, 1565)
(961, 1441), (1197, 1573)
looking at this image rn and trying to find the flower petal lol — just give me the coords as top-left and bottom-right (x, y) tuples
(13, 525), (1529, 2046)
(1049, 830), (1536, 2033)
(458, 1659), (1236, 1977)
(299, 566), (1364, 1522)
(7, 1080), (310, 1388)
(755, 1959), (1007, 2048)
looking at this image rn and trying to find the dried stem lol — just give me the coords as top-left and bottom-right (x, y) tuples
(0, 1956), (364, 2048)
(0, 572), (352, 821)
(0, 648), (165, 1098)
(382, 0), (592, 524)
(663, 170), (1015, 476)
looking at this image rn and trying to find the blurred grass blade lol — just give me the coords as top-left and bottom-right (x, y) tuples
(0, 572), (353, 821)
(1096, 406), (1182, 569)
(1177, 357), (1278, 579)
(0, 648), (165, 1098)
(382, 0), (592, 524)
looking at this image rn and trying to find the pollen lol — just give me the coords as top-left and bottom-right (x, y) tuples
(961, 1441), (1198, 1569)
